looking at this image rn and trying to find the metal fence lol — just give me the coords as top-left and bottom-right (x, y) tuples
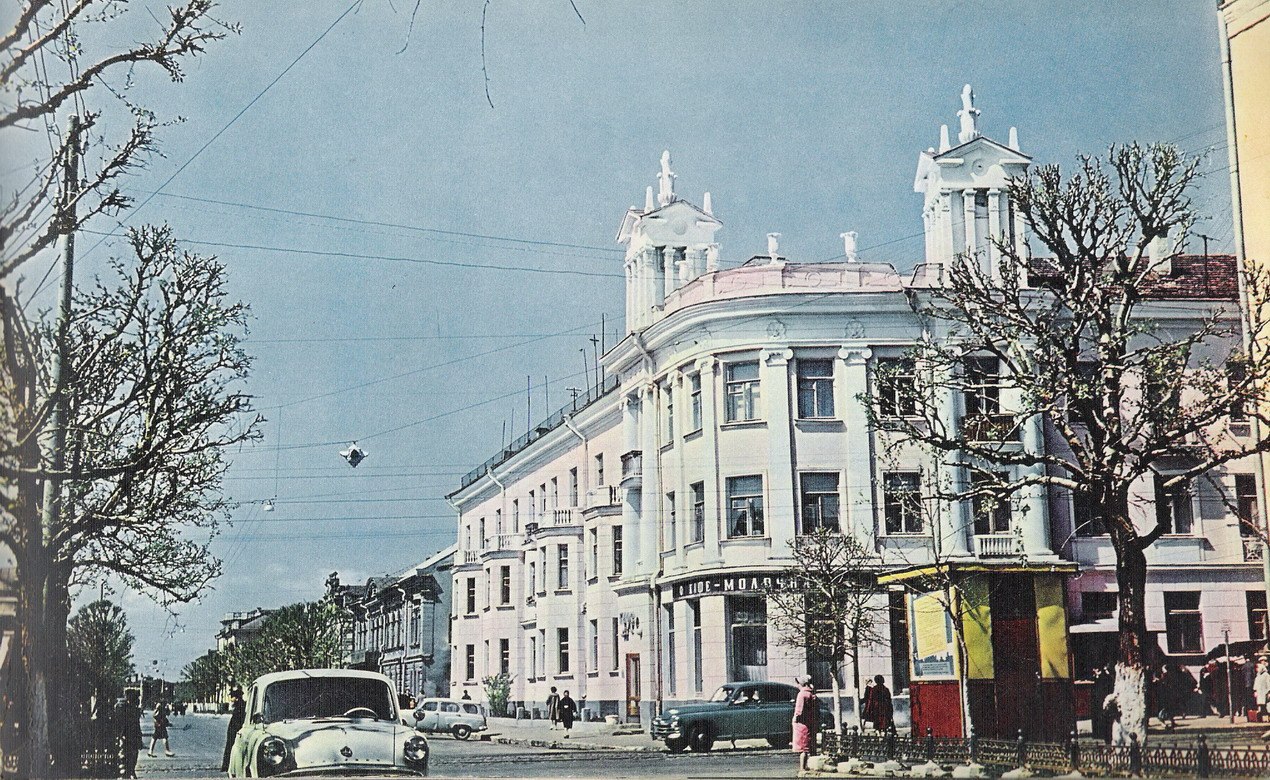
(824, 728), (1270, 778)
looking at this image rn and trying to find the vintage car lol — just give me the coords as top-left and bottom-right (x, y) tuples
(651, 681), (829, 753)
(227, 669), (429, 777)
(411, 698), (488, 739)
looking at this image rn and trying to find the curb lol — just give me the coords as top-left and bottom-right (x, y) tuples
(491, 735), (659, 753)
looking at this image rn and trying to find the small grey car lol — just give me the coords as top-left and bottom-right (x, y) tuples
(412, 698), (488, 740)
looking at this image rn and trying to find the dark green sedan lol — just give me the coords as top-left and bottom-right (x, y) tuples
(651, 682), (825, 753)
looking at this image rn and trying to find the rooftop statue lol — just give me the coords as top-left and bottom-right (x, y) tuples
(957, 83), (980, 144)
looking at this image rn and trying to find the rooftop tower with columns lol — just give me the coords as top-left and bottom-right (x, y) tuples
(914, 85), (1032, 279)
(617, 151), (722, 333)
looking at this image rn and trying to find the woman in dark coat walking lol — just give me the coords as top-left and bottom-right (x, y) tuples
(862, 675), (893, 733)
(119, 689), (143, 779)
(221, 686), (246, 772)
(557, 690), (578, 738)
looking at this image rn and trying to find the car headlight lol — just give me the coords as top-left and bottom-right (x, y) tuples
(258, 737), (290, 775)
(404, 735), (429, 764)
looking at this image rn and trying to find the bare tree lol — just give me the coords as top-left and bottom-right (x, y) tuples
(869, 142), (1270, 744)
(1, 0), (236, 279)
(767, 528), (886, 735)
(1, 225), (261, 775)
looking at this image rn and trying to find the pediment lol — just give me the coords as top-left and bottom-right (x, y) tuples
(616, 199), (721, 244)
(934, 136), (1031, 167)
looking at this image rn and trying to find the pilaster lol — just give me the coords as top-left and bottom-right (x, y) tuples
(761, 348), (795, 557)
(838, 344), (875, 546)
(987, 189), (1002, 274)
(696, 357), (723, 563)
(638, 383), (659, 576)
(1020, 412), (1054, 558)
(938, 372), (971, 558)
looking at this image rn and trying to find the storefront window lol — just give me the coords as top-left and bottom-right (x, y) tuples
(728, 596), (768, 682)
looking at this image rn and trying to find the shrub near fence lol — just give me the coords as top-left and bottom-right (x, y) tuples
(825, 728), (1270, 777)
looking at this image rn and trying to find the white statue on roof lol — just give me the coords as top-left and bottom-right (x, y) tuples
(657, 150), (676, 206)
(841, 231), (859, 262)
(957, 83), (980, 144)
(767, 232), (781, 261)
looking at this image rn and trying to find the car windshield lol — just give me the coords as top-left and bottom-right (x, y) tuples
(709, 686), (735, 703)
(261, 677), (396, 723)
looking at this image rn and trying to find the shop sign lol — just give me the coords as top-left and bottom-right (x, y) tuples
(669, 572), (795, 600)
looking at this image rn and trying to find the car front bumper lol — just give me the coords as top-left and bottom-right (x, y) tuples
(275, 766), (425, 777)
(650, 721), (681, 740)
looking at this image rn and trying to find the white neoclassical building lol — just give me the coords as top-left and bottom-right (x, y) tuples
(446, 90), (1265, 730)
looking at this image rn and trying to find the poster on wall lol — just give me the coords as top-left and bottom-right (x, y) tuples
(910, 592), (956, 678)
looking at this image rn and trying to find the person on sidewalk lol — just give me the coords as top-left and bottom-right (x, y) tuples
(119, 690), (142, 779)
(863, 675), (893, 733)
(147, 698), (174, 757)
(546, 687), (561, 730)
(792, 675), (819, 772)
(221, 686), (246, 773)
(1254, 658), (1270, 718)
(557, 690), (578, 738)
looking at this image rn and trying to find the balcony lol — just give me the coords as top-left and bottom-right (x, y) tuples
(1243, 536), (1265, 562)
(585, 485), (621, 511)
(974, 534), (1018, 558)
(551, 508), (576, 526)
(621, 450), (643, 485)
(462, 550), (480, 564)
(961, 414), (1022, 443)
(490, 533), (522, 551)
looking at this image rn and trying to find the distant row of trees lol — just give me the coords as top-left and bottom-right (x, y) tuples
(181, 601), (349, 701)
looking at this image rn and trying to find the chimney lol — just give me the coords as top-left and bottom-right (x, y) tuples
(1148, 230), (1173, 275)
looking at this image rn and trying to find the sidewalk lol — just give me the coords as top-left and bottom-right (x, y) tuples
(481, 717), (659, 752)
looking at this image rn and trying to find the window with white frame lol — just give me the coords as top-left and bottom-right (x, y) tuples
(528, 491), (536, 523)
(1163, 591), (1203, 653)
(499, 637), (510, 676)
(971, 472), (1011, 535)
(465, 644), (476, 681)
(690, 482), (705, 544)
(611, 617), (620, 670)
(1154, 474), (1194, 535)
(465, 578), (477, 614)
(512, 499), (519, 530)
(569, 467), (579, 507)
(665, 605), (677, 695)
(557, 627), (570, 673)
(1237, 474), (1260, 537)
(551, 477), (559, 509)
(727, 475), (765, 538)
(494, 508), (503, 535)
(499, 566), (511, 605)
(539, 483), (547, 514)
(595, 453), (605, 486)
(796, 358), (835, 418)
(690, 373), (703, 431)
(590, 619), (599, 671)
(528, 562), (536, 597)
(478, 518), (486, 548)
(799, 472), (840, 533)
(964, 356), (1001, 417)
(666, 491), (677, 548)
(557, 544), (569, 589)
(589, 528), (598, 578)
(664, 383), (675, 443)
(725, 361), (760, 422)
(883, 472), (923, 534)
(612, 526), (624, 575)
(877, 357), (917, 417)
(529, 634), (538, 679)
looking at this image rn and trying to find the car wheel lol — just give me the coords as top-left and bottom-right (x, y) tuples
(452, 724), (473, 740)
(665, 737), (688, 753)
(688, 725), (714, 753)
(767, 735), (791, 749)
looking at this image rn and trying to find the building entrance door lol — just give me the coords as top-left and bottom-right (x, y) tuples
(625, 653), (641, 720)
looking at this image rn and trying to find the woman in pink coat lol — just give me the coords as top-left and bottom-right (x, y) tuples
(792, 675), (819, 771)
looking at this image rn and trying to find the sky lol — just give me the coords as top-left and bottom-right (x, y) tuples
(2, 0), (1239, 679)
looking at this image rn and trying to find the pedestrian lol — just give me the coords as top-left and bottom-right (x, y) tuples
(557, 690), (578, 738)
(546, 686), (561, 730)
(221, 686), (246, 773)
(119, 689), (142, 779)
(862, 675), (893, 733)
(792, 675), (819, 772)
(1254, 658), (1270, 716)
(461, 689), (472, 701)
(1154, 665), (1177, 730)
(1091, 665), (1113, 742)
(148, 698), (174, 757)
(861, 677), (876, 729)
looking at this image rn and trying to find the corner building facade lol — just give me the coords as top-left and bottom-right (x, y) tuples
(447, 94), (1265, 731)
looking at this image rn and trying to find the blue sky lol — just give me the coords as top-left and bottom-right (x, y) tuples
(5, 1), (1237, 677)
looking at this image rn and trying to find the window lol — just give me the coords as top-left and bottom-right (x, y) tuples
(664, 383), (675, 443)
(963, 356), (1001, 417)
(612, 618), (621, 671)
(797, 358), (835, 418)
(512, 499), (520, 530)
(729, 597), (768, 681)
(1228, 360), (1248, 421)
(551, 477), (559, 509)
(499, 638), (510, 676)
(464, 523), (472, 550)
(484, 640), (490, 676)
(877, 358), (917, 417)
(494, 508), (503, 535)
(1082, 591), (1117, 621)
(539, 629), (547, 674)
(665, 605), (677, 695)
(1068, 361), (1099, 424)
(666, 492), (677, 549)
(727, 475), (765, 538)
(485, 572), (491, 610)
(1163, 591), (1203, 653)
(690, 374), (703, 431)
(479, 518), (486, 548)
(465, 578), (477, 614)
(725, 361), (761, 422)
(595, 454), (605, 486)
(499, 566), (511, 605)
(590, 619), (599, 671)
(569, 467), (579, 507)
(971, 473), (1011, 535)
(1237, 474), (1260, 536)
(530, 634), (538, 679)
(1154, 475), (1194, 535)
(589, 528), (598, 578)
(883, 472), (923, 534)
(528, 491), (536, 522)
(690, 482), (706, 544)
(799, 472), (840, 533)
(465, 644), (476, 681)
(1248, 591), (1267, 642)
(528, 562), (537, 596)
(1072, 488), (1105, 536)
(558, 628), (570, 673)
(539, 484), (547, 514)
(612, 526), (624, 575)
(691, 601), (703, 692)
(557, 544), (569, 590)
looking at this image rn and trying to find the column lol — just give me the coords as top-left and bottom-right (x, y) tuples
(962, 189), (977, 258)
(621, 394), (640, 578)
(696, 357), (723, 563)
(1020, 413), (1053, 558)
(938, 373), (971, 557)
(638, 383), (659, 575)
(624, 261), (635, 333)
(670, 370), (686, 567)
(987, 189), (1002, 274)
(663, 247), (677, 301)
(938, 189), (953, 266)
(686, 247), (706, 280)
(838, 345), (875, 547)
(761, 348), (795, 557)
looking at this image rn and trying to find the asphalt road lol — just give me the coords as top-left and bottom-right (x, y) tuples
(135, 712), (804, 779)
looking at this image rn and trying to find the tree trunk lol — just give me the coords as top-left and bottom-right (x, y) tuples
(1112, 524), (1151, 745)
(19, 554), (52, 779)
(849, 649), (861, 733)
(46, 572), (74, 774)
(831, 668), (844, 737)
